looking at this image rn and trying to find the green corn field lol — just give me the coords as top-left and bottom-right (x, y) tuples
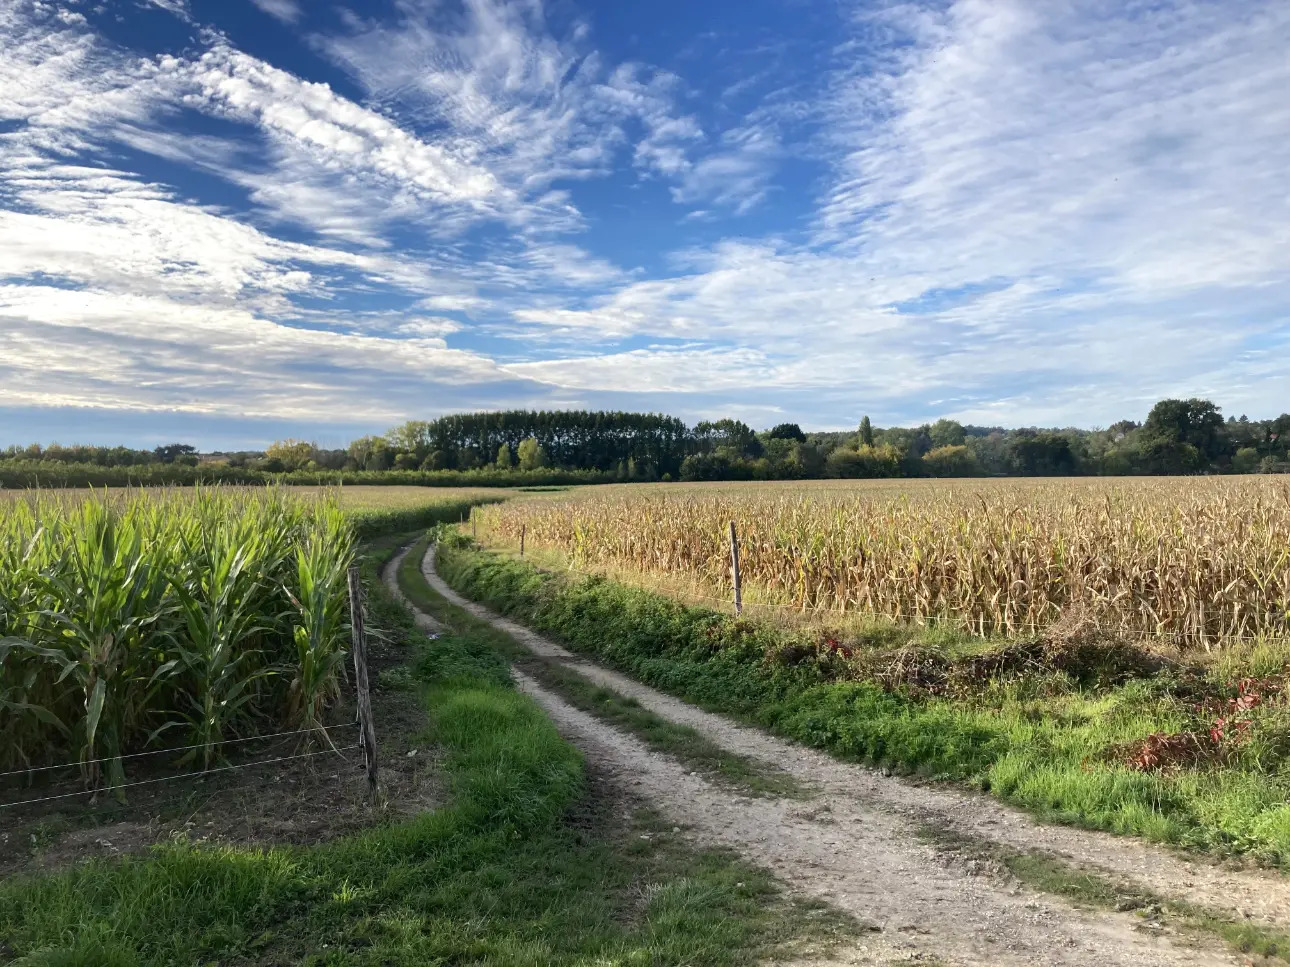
(0, 488), (358, 788)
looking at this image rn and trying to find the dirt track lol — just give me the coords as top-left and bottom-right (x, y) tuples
(413, 544), (1290, 966)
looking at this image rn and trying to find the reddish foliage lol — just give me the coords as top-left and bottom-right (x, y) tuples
(1121, 677), (1276, 773)
(823, 636), (853, 659)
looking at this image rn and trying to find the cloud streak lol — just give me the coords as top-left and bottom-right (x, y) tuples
(1, 0), (1288, 439)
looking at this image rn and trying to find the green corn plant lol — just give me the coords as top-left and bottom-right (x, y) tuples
(167, 513), (285, 768)
(285, 503), (354, 742)
(34, 500), (175, 796)
(0, 637), (70, 773)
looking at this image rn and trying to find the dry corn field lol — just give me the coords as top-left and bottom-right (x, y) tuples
(473, 478), (1290, 648)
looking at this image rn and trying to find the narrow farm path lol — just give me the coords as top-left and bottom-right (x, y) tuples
(419, 546), (1290, 930)
(414, 546), (1261, 967)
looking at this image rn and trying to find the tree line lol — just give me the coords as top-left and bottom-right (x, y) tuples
(3, 399), (1287, 485)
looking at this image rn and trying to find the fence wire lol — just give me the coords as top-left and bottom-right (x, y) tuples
(487, 545), (1287, 645)
(0, 722), (361, 780)
(0, 744), (361, 810)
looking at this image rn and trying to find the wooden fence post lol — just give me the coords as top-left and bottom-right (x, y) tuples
(520, 523), (526, 558)
(471, 510), (477, 541)
(347, 566), (378, 800)
(728, 521), (742, 615)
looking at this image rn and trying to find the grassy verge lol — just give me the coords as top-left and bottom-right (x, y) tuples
(396, 540), (804, 798)
(0, 537), (846, 966)
(435, 542), (1290, 865)
(919, 825), (1290, 963)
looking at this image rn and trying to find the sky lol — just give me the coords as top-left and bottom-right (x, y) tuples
(2, 0), (1288, 449)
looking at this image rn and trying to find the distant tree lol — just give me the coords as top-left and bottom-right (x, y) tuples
(923, 444), (978, 477)
(348, 435), (389, 471)
(1009, 433), (1078, 475)
(825, 443), (902, 478)
(680, 452), (733, 481)
(517, 436), (548, 470)
(495, 442), (513, 469)
(1142, 398), (1229, 466)
(1137, 438), (1202, 475)
(694, 419), (762, 458)
(929, 419), (966, 449)
(1233, 447), (1261, 474)
(153, 443), (196, 464)
(393, 452), (419, 470)
(265, 438), (315, 472)
(859, 415), (874, 447)
(422, 450), (451, 471)
(767, 422), (806, 442)
(385, 420), (432, 458)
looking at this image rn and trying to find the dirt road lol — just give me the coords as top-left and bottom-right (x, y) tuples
(408, 545), (1290, 966)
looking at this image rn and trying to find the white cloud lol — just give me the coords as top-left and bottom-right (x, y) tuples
(0, 286), (510, 421)
(249, 0), (300, 24)
(4, 0), (1290, 432)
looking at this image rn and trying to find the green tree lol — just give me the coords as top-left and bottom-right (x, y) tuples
(153, 443), (196, 464)
(859, 416), (873, 447)
(421, 450), (451, 471)
(923, 445), (978, 477)
(929, 419), (966, 448)
(767, 423), (806, 442)
(265, 439), (315, 472)
(517, 437), (548, 470)
(495, 443), (513, 469)
(348, 435), (389, 471)
(1233, 447), (1261, 474)
(1142, 398), (1229, 466)
(1009, 433), (1078, 475)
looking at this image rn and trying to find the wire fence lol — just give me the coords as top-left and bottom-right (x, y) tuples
(0, 744), (361, 810)
(484, 544), (1286, 647)
(0, 722), (361, 780)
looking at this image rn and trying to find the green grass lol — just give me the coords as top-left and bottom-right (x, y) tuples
(396, 539), (804, 798)
(918, 825), (1290, 963)
(434, 542), (1290, 865)
(0, 536), (847, 966)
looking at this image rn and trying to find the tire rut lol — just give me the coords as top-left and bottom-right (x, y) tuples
(416, 545), (1248, 966)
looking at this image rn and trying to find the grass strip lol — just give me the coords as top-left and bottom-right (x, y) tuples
(397, 540), (805, 799)
(918, 825), (1290, 964)
(0, 535), (845, 966)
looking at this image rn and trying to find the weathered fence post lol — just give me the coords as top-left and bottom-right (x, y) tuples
(520, 523), (526, 558)
(728, 521), (742, 615)
(347, 566), (378, 800)
(471, 509), (477, 541)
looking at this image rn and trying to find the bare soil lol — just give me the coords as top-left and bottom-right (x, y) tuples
(0, 548), (439, 878)
(421, 543), (1285, 967)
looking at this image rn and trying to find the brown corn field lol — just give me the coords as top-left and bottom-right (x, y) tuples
(472, 478), (1290, 648)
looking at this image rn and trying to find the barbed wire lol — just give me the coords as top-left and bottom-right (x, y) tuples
(0, 722), (360, 780)
(0, 745), (361, 810)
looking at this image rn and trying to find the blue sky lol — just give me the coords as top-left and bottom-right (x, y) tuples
(2, 0), (1288, 449)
